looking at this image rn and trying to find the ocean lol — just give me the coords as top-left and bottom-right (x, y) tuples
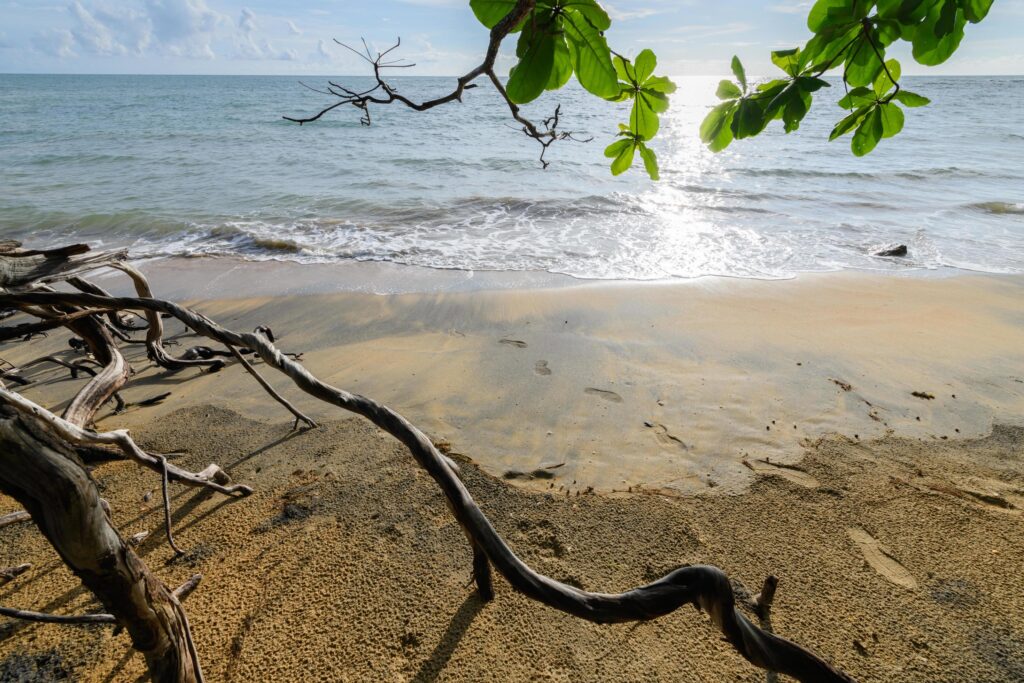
(1, 73), (1021, 281)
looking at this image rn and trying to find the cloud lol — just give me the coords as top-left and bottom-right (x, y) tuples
(768, 2), (812, 14)
(286, 20), (301, 36)
(238, 7), (256, 33)
(234, 7), (296, 61)
(31, 28), (76, 57)
(30, 0), (224, 60)
(604, 4), (661, 21)
(143, 0), (223, 58)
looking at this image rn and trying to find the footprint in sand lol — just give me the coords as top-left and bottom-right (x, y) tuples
(585, 387), (622, 403)
(743, 459), (819, 488)
(646, 422), (687, 449)
(499, 338), (528, 348)
(847, 527), (918, 589)
(534, 360), (552, 376)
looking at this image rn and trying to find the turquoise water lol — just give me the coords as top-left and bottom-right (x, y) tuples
(1, 73), (1022, 280)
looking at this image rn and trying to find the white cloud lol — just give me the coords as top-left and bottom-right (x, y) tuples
(604, 4), (661, 21)
(144, 0), (223, 58)
(238, 7), (256, 33)
(286, 20), (302, 35)
(31, 28), (76, 57)
(234, 7), (296, 61)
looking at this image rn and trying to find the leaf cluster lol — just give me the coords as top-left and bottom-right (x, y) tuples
(470, 0), (676, 179)
(701, 0), (991, 156)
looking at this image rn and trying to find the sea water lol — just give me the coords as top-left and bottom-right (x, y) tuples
(1, 73), (1021, 281)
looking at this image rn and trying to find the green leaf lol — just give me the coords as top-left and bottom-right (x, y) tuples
(605, 138), (631, 157)
(878, 102), (905, 137)
(875, 0), (903, 19)
(563, 9), (619, 98)
(716, 80), (742, 99)
(783, 88), (812, 133)
(808, 0), (864, 31)
(771, 48), (800, 76)
(912, 1), (966, 65)
(562, 0), (612, 31)
(837, 86), (875, 109)
(799, 24), (860, 72)
(893, 89), (930, 107)
(469, 0), (517, 28)
(630, 95), (659, 140)
(634, 49), (657, 83)
(547, 36), (573, 90)
(845, 32), (884, 87)
(638, 143), (659, 180)
(961, 0), (994, 23)
(873, 58), (902, 96)
(851, 107), (883, 155)
(613, 55), (635, 84)
(732, 98), (766, 139)
(829, 105), (870, 140)
(709, 110), (736, 152)
(605, 138), (636, 175)
(639, 89), (670, 114)
(796, 76), (830, 92)
(643, 75), (677, 94)
(700, 102), (734, 143)
(507, 29), (555, 104)
(731, 55), (747, 92)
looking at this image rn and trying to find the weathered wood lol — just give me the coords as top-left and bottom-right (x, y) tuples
(0, 509), (31, 529)
(0, 407), (203, 682)
(61, 311), (130, 427)
(2, 289), (855, 683)
(0, 245), (126, 290)
(0, 574), (202, 623)
(0, 387), (251, 498)
(111, 263), (222, 371)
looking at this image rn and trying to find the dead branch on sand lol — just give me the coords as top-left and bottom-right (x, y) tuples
(0, 241), (855, 683)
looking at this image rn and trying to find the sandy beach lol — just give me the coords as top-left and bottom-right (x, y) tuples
(1, 262), (1023, 681)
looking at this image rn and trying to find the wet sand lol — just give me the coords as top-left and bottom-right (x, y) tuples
(1, 264), (1023, 681)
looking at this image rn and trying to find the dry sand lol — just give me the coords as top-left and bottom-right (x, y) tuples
(1, 265), (1023, 681)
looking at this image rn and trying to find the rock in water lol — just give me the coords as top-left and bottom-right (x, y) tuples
(872, 243), (908, 257)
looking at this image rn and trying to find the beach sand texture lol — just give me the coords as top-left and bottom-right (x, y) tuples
(1, 267), (1023, 681)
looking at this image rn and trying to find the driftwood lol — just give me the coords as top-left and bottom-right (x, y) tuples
(1, 270), (857, 682)
(0, 509), (31, 529)
(0, 574), (202, 624)
(0, 406), (203, 682)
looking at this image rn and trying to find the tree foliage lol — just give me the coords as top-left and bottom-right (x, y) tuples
(474, 0), (992, 177)
(700, 0), (993, 156)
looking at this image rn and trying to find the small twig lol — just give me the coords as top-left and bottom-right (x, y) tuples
(0, 509), (30, 529)
(0, 563), (31, 585)
(0, 574), (203, 625)
(158, 455), (185, 557)
(228, 343), (317, 430)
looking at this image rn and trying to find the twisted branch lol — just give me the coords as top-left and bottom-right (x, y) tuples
(0, 289), (854, 683)
(284, 2), (589, 168)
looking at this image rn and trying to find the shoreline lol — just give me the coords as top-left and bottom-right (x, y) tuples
(77, 253), (1019, 300)
(21, 261), (1024, 495)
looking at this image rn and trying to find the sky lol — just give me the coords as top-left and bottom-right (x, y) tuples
(1, 0), (1022, 77)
